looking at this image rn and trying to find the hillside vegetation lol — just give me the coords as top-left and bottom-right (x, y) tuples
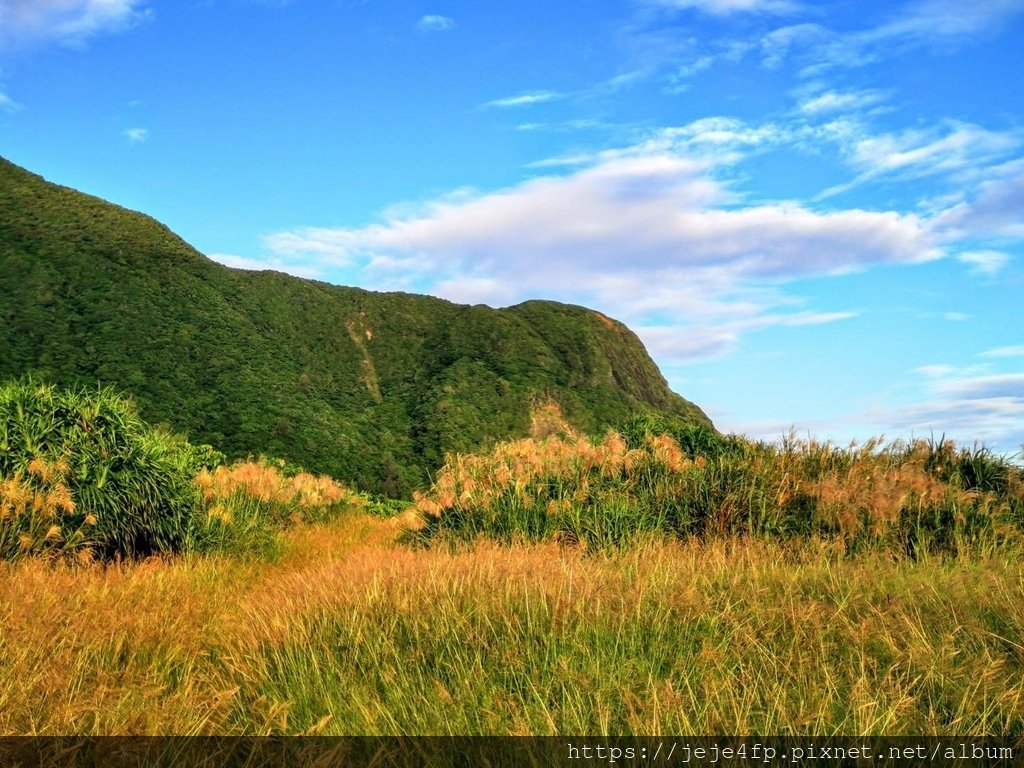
(0, 378), (361, 560)
(409, 413), (1024, 556)
(0, 156), (709, 495)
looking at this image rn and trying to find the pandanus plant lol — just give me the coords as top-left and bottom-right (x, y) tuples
(0, 377), (209, 559)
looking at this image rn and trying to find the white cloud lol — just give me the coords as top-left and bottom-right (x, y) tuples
(957, 250), (1010, 278)
(760, 0), (1024, 73)
(983, 345), (1024, 359)
(514, 118), (611, 134)
(0, 0), (150, 48)
(876, 365), (1024, 451)
(483, 91), (562, 109)
(915, 364), (955, 378)
(123, 127), (148, 143)
(760, 24), (832, 69)
(596, 69), (652, 93)
(885, 397), (1024, 450)
(936, 158), (1024, 238)
(0, 88), (17, 113)
(935, 372), (1024, 400)
(0, 68), (17, 112)
(673, 55), (714, 79)
(529, 117), (794, 169)
(417, 14), (453, 32)
(867, 0), (1024, 43)
(648, 0), (802, 16)
(640, 310), (857, 361)
(267, 155), (935, 279)
(798, 88), (885, 115)
(820, 121), (1020, 198)
(943, 312), (970, 322)
(263, 124), (938, 361)
(850, 123), (1018, 176)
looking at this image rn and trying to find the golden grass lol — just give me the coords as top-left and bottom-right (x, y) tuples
(1, 514), (1021, 736)
(410, 431), (1022, 552)
(195, 460), (354, 513)
(0, 457), (95, 560)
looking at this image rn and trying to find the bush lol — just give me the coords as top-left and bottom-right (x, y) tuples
(188, 459), (360, 557)
(0, 377), (207, 559)
(618, 412), (741, 459)
(407, 430), (1024, 556)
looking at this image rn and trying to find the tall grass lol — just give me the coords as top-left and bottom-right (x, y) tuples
(0, 515), (1020, 735)
(189, 460), (361, 557)
(409, 427), (1024, 555)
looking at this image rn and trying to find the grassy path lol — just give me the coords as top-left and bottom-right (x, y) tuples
(1, 515), (1022, 735)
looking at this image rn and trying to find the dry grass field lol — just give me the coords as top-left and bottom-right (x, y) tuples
(2, 511), (1022, 736)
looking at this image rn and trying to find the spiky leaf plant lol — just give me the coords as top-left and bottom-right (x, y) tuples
(0, 377), (207, 559)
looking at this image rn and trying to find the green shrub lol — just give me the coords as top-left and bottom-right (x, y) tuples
(618, 412), (742, 459)
(0, 377), (206, 559)
(408, 430), (1024, 556)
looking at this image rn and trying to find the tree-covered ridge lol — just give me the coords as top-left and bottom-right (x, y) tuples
(0, 156), (711, 495)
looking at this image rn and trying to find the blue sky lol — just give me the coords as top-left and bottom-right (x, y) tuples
(1, 0), (1022, 454)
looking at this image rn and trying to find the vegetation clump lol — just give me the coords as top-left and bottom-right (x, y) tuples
(0, 378), (360, 561)
(190, 459), (361, 557)
(409, 422), (1024, 556)
(0, 377), (210, 559)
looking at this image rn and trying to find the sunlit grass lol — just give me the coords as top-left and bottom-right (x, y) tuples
(1, 514), (1020, 736)
(409, 429), (1024, 556)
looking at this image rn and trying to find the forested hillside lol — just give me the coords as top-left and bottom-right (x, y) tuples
(0, 157), (711, 494)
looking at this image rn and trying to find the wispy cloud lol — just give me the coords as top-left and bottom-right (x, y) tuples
(957, 250), (1010, 278)
(0, 0), (151, 49)
(0, 68), (17, 112)
(528, 117), (794, 169)
(514, 118), (612, 134)
(263, 122), (937, 361)
(867, 0), (1024, 43)
(884, 396), (1024, 451)
(849, 123), (1018, 177)
(760, 23), (832, 69)
(0, 87), (17, 113)
(647, 0), (803, 16)
(819, 121), (1020, 198)
(760, 0), (1024, 74)
(936, 158), (1024, 238)
(666, 55), (715, 92)
(483, 91), (562, 109)
(876, 364), (1024, 451)
(983, 345), (1024, 359)
(797, 88), (886, 115)
(417, 14), (453, 32)
(123, 127), (148, 143)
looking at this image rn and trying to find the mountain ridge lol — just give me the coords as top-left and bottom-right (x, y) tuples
(0, 156), (711, 495)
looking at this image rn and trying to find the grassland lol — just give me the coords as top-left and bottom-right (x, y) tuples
(3, 381), (1024, 736)
(3, 381), (1023, 736)
(1, 513), (1022, 736)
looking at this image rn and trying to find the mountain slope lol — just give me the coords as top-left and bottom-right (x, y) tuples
(0, 157), (712, 495)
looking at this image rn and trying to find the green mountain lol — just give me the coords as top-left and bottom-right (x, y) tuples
(0, 156), (711, 495)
